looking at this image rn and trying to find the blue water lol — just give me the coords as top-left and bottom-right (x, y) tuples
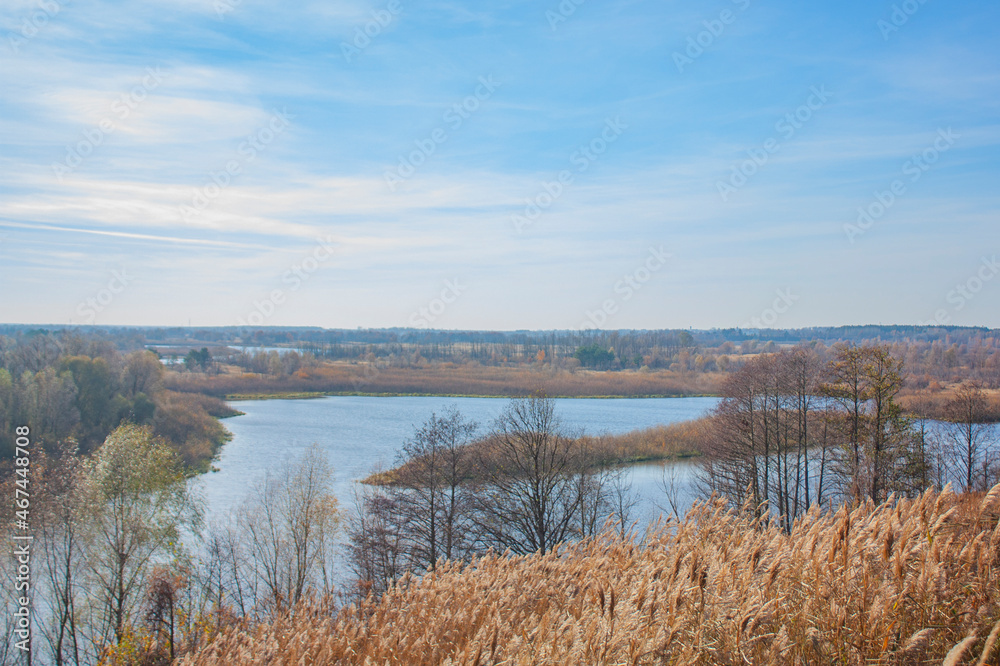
(192, 395), (719, 527)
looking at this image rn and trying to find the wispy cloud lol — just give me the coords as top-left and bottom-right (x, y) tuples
(1, 0), (998, 328)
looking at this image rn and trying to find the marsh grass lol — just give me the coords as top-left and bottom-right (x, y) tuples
(178, 483), (1000, 665)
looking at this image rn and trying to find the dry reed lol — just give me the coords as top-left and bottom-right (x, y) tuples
(180, 483), (1000, 665)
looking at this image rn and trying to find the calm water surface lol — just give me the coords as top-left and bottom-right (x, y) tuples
(192, 396), (720, 526)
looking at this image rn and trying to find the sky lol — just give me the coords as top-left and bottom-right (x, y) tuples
(0, 0), (998, 331)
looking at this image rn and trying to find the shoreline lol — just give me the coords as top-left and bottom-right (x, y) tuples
(223, 391), (722, 401)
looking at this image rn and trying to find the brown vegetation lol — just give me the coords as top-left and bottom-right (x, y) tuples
(165, 362), (725, 399)
(181, 484), (1000, 665)
(578, 417), (714, 465)
(368, 416), (714, 487)
(900, 384), (1000, 423)
(151, 390), (238, 471)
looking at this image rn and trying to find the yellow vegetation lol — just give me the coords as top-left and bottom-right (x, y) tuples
(181, 483), (1000, 665)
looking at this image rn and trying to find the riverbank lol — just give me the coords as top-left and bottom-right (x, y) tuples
(223, 390), (720, 400)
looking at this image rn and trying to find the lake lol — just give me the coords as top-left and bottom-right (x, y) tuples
(191, 395), (720, 535)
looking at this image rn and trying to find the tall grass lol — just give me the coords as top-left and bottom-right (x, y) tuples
(180, 483), (1000, 665)
(166, 364), (725, 399)
(365, 417), (713, 485)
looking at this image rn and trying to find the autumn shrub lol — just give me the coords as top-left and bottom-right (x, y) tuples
(152, 391), (233, 470)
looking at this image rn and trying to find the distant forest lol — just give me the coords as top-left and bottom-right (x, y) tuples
(2, 322), (998, 373)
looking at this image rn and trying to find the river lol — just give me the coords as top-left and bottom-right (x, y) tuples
(191, 395), (719, 529)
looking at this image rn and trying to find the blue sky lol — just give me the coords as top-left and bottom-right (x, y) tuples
(1, 0), (998, 330)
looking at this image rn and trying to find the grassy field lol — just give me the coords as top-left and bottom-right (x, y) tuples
(181, 483), (1000, 665)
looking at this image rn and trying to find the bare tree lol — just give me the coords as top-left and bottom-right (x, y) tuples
(659, 462), (686, 522)
(944, 381), (998, 491)
(785, 346), (821, 518)
(346, 482), (407, 600)
(195, 516), (257, 622)
(698, 356), (774, 516)
(35, 442), (86, 666)
(393, 407), (478, 570)
(78, 423), (200, 654)
(473, 394), (580, 555)
(237, 445), (340, 611)
(606, 467), (640, 540)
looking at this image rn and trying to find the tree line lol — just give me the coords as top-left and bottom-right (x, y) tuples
(0, 330), (234, 469)
(700, 343), (998, 530)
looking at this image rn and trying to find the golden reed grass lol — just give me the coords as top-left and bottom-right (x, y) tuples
(180, 484), (1000, 665)
(367, 417), (713, 485)
(167, 364), (725, 399)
